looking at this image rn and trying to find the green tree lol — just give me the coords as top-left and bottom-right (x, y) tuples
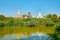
(0, 22), (5, 27)
(49, 26), (60, 40)
(51, 14), (57, 22)
(56, 26), (60, 32)
(0, 15), (6, 20)
(45, 14), (51, 19)
(45, 14), (57, 19)
(7, 19), (14, 26)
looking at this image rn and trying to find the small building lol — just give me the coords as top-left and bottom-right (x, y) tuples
(27, 12), (32, 18)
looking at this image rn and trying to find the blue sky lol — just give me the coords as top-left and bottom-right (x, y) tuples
(0, 0), (60, 17)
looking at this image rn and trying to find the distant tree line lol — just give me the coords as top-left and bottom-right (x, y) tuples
(0, 14), (60, 27)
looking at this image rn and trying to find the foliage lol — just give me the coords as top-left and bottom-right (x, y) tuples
(0, 21), (5, 27)
(49, 26), (60, 40)
(0, 14), (60, 39)
(0, 15), (6, 20)
(0, 14), (60, 27)
(56, 26), (60, 33)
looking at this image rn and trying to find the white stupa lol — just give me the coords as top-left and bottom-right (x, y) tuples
(16, 8), (23, 18)
(36, 12), (43, 18)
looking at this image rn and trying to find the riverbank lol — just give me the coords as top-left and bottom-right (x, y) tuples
(0, 26), (55, 37)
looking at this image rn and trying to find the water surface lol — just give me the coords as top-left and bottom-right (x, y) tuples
(0, 32), (49, 40)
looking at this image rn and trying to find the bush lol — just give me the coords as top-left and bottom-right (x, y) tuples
(46, 22), (54, 26)
(8, 20), (14, 26)
(27, 23), (35, 27)
(49, 33), (58, 40)
(0, 22), (5, 27)
(56, 26), (60, 32)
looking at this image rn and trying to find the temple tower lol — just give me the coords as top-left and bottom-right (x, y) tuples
(16, 8), (23, 18)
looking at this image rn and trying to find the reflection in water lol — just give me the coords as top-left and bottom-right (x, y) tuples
(0, 32), (49, 40)
(20, 32), (49, 40)
(0, 34), (17, 40)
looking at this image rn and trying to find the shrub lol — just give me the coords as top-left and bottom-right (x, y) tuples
(0, 22), (5, 27)
(46, 22), (54, 26)
(27, 23), (35, 27)
(8, 20), (14, 26)
(56, 26), (60, 32)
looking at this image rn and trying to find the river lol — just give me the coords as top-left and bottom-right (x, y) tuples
(0, 32), (49, 40)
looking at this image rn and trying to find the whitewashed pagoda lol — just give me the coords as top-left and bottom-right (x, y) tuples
(36, 12), (43, 18)
(16, 8), (23, 18)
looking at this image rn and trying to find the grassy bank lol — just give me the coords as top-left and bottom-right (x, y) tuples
(0, 26), (55, 37)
